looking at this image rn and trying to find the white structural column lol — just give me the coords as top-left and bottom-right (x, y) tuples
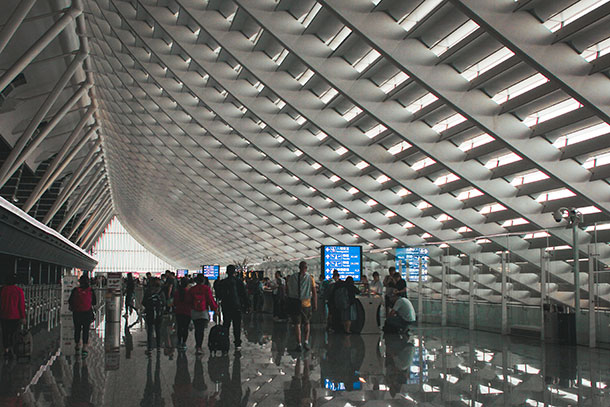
(0, 81), (91, 187)
(418, 256), (423, 323)
(44, 154), (102, 225)
(71, 193), (111, 240)
(0, 0), (38, 55)
(588, 244), (598, 348)
(318, 0), (610, 215)
(82, 210), (114, 251)
(0, 51), (89, 187)
(469, 257), (475, 330)
(22, 107), (98, 213)
(0, 3), (82, 92)
(441, 256), (447, 326)
(450, 0), (610, 123)
(77, 202), (113, 245)
(57, 173), (105, 233)
(540, 248), (548, 341)
(501, 251), (508, 335)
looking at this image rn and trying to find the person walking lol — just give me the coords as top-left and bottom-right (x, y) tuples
(173, 278), (192, 351)
(124, 273), (136, 317)
(215, 265), (249, 350)
(0, 273), (25, 359)
(187, 274), (217, 355)
(271, 271), (286, 321)
(142, 278), (166, 355)
(68, 275), (97, 357)
(320, 269), (340, 331)
(286, 261), (317, 352)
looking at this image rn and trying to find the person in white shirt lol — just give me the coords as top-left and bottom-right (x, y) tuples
(369, 272), (383, 295)
(383, 296), (416, 333)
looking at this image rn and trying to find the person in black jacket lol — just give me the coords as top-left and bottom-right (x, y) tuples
(215, 265), (249, 350)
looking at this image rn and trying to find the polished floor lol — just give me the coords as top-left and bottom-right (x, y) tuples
(1, 310), (609, 406)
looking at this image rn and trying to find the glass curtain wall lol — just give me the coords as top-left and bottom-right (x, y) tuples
(89, 217), (176, 274)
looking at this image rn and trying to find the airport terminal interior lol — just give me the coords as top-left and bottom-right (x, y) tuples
(1, 0), (610, 405)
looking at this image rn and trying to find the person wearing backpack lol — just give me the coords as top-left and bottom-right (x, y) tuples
(142, 278), (166, 355)
(332, 277), (360, 334)
(68, 275), (97, 356)
(0, 273), (25, 359)
(173, 278), (191, 351)
(215, 265), (249, 351)
(187, 274), (217, 355)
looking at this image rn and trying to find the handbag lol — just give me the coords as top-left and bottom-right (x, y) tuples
(286, 274), (302, 316)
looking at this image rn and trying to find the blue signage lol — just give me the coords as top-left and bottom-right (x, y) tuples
(176, 269), (188, 278)
(202, 265), (219, 280)
(322, 245), (362, 281)
(395, 247), (429, 282)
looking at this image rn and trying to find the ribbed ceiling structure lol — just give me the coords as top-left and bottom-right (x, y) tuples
(2, 1), (610, 286)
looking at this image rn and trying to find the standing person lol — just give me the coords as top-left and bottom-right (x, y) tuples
(342, 277), (360, 334)
(393, 272), (407, 298)
(124, 273), (136, 317)
(0, 273), (25, 359)
(68, 275), (97, 357)
(187, 275), (217, 355)
(215, 265), (249, 351)
(383, 266), (397, 314)
(173, 278), (192, 351)
(272, 271), (286, 321)
(320, 269), (340, 331)
(286, 261), (317, 352)
(369, 272), (383, 295)
(142, 278), (166, 355)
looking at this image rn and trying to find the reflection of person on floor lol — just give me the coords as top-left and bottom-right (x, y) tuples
(124, 322), (133, 359)
(284, 355), (315, 407)
(192, 356), (213, 404)
(172, 351), (193, 406)
(384, 337), (415, 397)
(68, 360), (94, 406)
(383, 296), (416, 334)
(140, 353), (165, 407)
(219, 354), (250, 407)
(272, 322), (288, 366)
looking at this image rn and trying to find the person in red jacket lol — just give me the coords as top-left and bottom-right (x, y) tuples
(68, 275), (97, 356)
(0, 273), (25, 359)
(173, 278), (191, 351)
(187, 275), (217, 355)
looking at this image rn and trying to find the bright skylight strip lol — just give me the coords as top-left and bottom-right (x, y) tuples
(492, 73), (549, 105)
(461, 47), (515, 81)
(458, 133), (494, 152)
(364, 123), (387, 139)
(432, 113), (467, 133)
(405, 92), (438, 114)
(388, 140), (412, 155)
(544, 0), (610, 33)
(485, 152), (521, 169)
(343, 105), (363, 121)
(431, 20), (480, 56)
(327, 26), (352, 51)
(581, 37), (610, 61)
(398, 0), (444, 32)
(553, 122), (610, 148)
(380, 71), (410, 94)
(299, 3), (322, 28)
(354, 49), (381, 73)
(522, 98), (583, 128)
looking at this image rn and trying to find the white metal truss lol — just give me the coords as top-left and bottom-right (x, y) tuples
(1, 0), (609, 314)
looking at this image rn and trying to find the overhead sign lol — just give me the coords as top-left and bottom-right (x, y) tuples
(321, 245), (362, 281)
(395, 247), (429, 282)
(202, 265), (219, 280)
(177, 269), (188, 278)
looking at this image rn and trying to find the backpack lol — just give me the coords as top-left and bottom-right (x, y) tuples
(192, 290), (206, 312)
(145, 291), (164, 319)
(334, 286), (349, 310)
(217, 278), (241, 309)
(69, 287), (92, 312)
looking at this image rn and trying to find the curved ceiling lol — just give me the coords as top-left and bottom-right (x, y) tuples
(1, 0), (610, 273)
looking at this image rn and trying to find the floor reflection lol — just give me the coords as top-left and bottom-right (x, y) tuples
(0, 311), (609, 406)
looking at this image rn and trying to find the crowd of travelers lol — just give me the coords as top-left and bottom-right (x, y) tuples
(0, 263), (415, 360)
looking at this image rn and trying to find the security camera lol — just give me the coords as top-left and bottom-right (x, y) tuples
(553, 207), (567, 223)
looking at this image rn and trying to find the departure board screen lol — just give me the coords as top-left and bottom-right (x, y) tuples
(202, 265), (220, 280)
(321, 245), (362, 281)
(176, 269), (188, 278)
(395, 247), (429, 282)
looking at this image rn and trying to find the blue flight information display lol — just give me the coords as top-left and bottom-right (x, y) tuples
(322, 245), (362, 281)
(395, 247), (429, 282)
(202, 265), (219, 280)
(176, 269), (188, 278)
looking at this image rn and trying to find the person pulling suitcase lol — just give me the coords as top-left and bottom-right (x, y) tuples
(214, 265), (250, 351)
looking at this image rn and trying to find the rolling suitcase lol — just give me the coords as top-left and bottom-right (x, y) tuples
(208, 323), (230, 354)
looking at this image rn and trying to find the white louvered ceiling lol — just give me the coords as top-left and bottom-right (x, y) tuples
(11, 0), (607, 270)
